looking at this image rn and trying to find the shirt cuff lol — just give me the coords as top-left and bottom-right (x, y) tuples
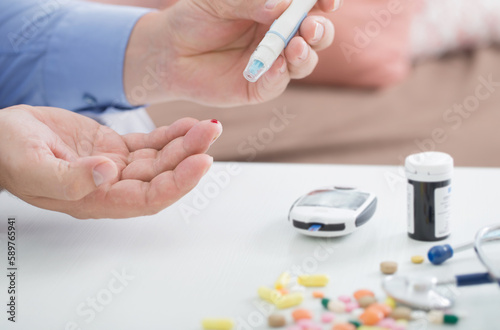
(44, 2), (152, 111)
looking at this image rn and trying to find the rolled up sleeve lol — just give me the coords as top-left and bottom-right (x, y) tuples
(44, 2), (151, 110)
(0, 0), (151, 111)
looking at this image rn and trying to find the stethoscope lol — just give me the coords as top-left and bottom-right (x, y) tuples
(382, 224), (500, 310)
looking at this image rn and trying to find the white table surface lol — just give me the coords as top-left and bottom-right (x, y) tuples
(1, 162), (499, 330)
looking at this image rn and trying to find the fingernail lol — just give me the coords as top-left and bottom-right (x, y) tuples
(93, 162), (116, 187)
(312, 21), (325, 43)
(211, 133), (222, 145)
(211, 131), (223, 145)
(332, 0), (343, 12)
(298, 41), (309, 61)
(203, 157), (214, 175)
(265, 0), (282, 10)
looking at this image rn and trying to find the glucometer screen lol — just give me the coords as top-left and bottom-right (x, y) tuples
(297, 190), (370, 211)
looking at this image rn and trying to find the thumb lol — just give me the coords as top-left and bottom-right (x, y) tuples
(201, 0), (292, 24)
(35, 156), (118, 201)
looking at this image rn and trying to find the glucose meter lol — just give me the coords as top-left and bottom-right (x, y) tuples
(288, 187), (377, 237)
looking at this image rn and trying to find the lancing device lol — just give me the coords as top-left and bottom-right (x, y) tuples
(243, 0), (318, 83)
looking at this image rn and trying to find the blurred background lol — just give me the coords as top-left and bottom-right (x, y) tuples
(148, 0), (500, 167)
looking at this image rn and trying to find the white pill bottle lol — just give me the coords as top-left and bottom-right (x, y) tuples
(405, 152), (453, 241)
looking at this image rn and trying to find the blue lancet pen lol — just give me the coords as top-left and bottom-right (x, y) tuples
(243, 0), (318, 83)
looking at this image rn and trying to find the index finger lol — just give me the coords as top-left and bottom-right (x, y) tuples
(123, 117), (199, 152)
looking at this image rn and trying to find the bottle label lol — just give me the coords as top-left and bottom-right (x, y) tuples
(434, 184), (452, 237)
(407, 182), (414, 234)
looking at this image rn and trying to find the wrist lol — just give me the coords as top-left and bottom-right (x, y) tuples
(124, 11), (178, 105)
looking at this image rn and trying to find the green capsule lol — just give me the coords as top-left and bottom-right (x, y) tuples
(321, 298), (330, 309)
(349, 320), (362, 328)
(444, 314), (459, 324)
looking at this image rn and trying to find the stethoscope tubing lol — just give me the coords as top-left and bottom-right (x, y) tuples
(454, 272), (495, 286)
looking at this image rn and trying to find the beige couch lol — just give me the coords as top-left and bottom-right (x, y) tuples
(148, 47), (500, 167)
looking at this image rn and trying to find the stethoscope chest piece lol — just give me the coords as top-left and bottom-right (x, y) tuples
(382, 275), (455, 310)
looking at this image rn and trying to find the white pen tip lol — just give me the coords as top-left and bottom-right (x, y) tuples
(243, 59), (266, 83)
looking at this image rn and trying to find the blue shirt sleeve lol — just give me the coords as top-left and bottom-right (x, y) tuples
(0, 0), (152, 111)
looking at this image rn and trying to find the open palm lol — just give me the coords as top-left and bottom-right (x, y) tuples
(0, 106), (221, 219)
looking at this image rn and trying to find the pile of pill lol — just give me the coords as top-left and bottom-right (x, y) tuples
(201, 271), (460, 330)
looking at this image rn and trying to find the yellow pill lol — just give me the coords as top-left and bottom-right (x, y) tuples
(297, 274), (329, 287)
(202, 318), (234, 330)
(275, 292), (303, 309)
(274, 272), (291, 290)
(385, 297), (396, 309)
(411, 255), (425, 264)
(258, 286), (282, 304)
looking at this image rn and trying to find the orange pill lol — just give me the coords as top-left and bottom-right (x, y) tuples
(332, 323), (356, 330)
(368, 303), (392, 317)
(292, 309), (313, 322)
(359, 307), (384, 326)
(353, 289), (375, 301)
(278, 288), (289, 295)
(312, 291), (325, 298)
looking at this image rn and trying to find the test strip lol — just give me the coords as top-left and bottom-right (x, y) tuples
(308, 224), (322, 232)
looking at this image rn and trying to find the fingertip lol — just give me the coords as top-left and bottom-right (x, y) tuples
(204, 155), (214, 175)
(332, 0), (343, 12)
(319, 0), (342, 12)
(92, 160), (119, 187)
(209, 118), (223, 131)
(210, 121), (223, 146)
(298, 39), (310, 61)
(320, 17), (335, 48)
(312, 19), (325, 44)
(284, 40), (319, 80)
(300, 16), (335, 51)
(285, 38), (310, 65)
(183, 119), (224, 152)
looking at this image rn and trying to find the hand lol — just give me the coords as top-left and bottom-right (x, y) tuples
(0, 105), (222, 219)
(124, 0), (338, 106)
